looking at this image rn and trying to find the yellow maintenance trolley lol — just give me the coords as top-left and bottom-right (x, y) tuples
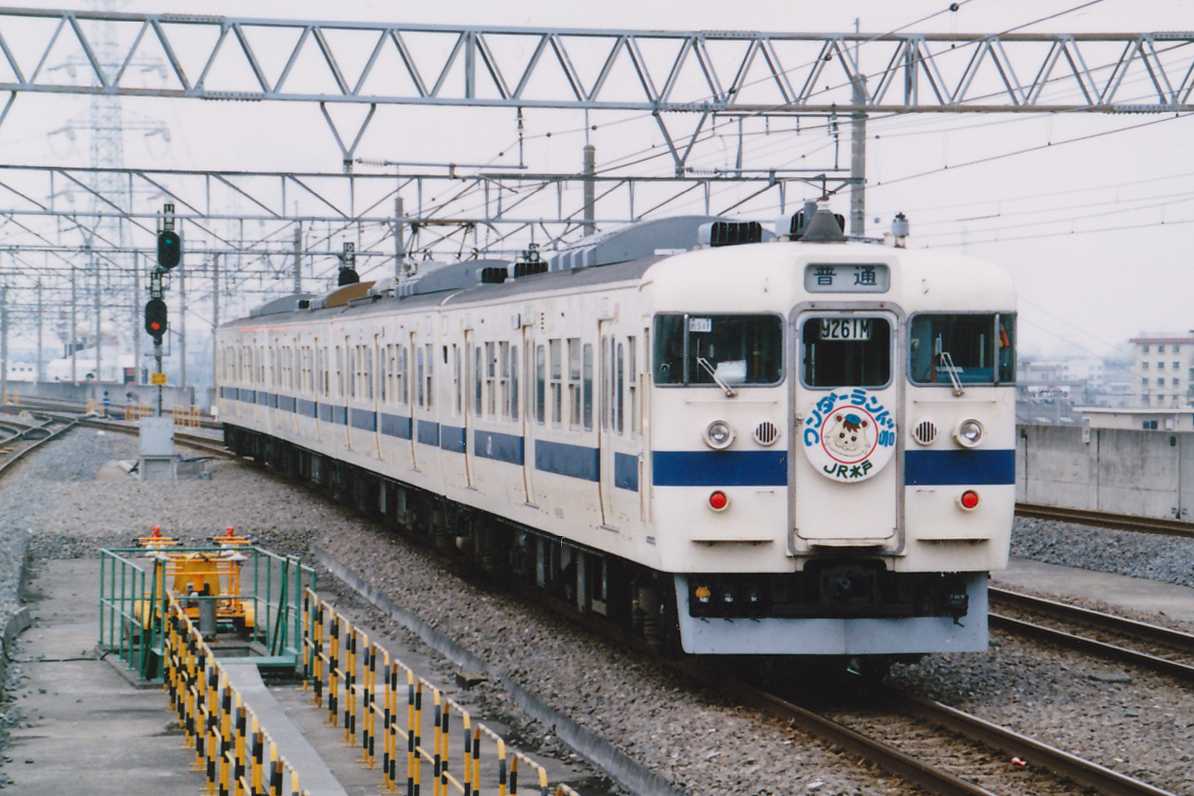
(98, 528), (315, 682)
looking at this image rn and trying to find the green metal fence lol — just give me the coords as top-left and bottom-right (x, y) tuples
(98, 545), (316, 682)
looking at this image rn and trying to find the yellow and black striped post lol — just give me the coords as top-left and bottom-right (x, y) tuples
(344, 625), (356, 744)
(432, 690), (442, 796)
(385, 658), (398, 790)
(470, 726), (482, 796)
(510, 754), (519, 796)
(462, 714), (473, 796)
(234, 705), (247, 792)
(251, 724), (265, 796)
(312, 600), (324, 706)
(301, 591), (311, 690)
(497, 737), (508, 796)
(328, 613), (340, 727)
(407, 674), (422, 796)
(361, 637), (375, 767)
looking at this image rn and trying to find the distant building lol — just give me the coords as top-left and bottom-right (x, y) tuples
(1078, 406), (1194, 432)
(1129, 332), (1194, 408)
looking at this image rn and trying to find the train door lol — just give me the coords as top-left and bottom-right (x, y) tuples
(793, 309), (899, 545)
(520, 326), (536, 505)
(599, 326), (640, 529)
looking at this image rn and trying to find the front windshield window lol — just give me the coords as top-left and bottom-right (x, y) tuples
(653, 314), (783, 386)
(909, 314), (1015, 385)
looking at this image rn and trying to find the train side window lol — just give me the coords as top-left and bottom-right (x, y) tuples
(473, 344), (483, 415)
(486, 341), (497, 417)
(499, 341), (510, 419)
(582, 343), (593, 431)
(550, 339), (563, 427)
(535, 345), (546, 425)
(567, 338), (581, 429)
(803, 317), (890, 388)
(323, 346), (330, 397)
(510, 344), (519, 421)
(424, 343), (434, 409)
(365, 344), (374, 400)
(417, 347), (425, 407)
(615, 342), (625, 434)
(335, 346), (344, 397)
(453, 344), (462, 415)
(627, 336), (638, 435)
(397, 345), (407, 405)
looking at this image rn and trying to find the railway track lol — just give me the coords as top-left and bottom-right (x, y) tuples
(990, 587), (1194, 682)
(5, 407), (232, 459)
(0, 415), (81, 480)
(1016, 503), (1194, 539)
(325, 541), (1177, 796)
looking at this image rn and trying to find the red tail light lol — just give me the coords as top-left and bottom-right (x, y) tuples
(708, 490), (729, 512)
(959, 490), (980, 511)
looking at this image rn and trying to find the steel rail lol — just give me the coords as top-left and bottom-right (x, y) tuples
(990, 587), (1194, 682)
(1016, 502), (1194, 539)
(882, 691), (1176, 796)
(325, 537), (1178, 795)
(0, 417), (80, 480)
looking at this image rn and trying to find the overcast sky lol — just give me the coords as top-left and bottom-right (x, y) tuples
(2, 0), (1193, 360)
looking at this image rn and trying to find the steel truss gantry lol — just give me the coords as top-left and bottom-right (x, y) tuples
(0, 9), (1193, 168)
(1, 9), (1192, 113)
(0, 161), (845, 304)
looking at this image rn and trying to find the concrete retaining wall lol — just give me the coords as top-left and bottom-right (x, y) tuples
(1018, 424), (1194, 520)
(6, 381), (202, 410)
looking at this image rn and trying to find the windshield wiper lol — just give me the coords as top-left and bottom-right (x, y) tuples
(938, 351), (965, 397)
(696, 356), (736, 397)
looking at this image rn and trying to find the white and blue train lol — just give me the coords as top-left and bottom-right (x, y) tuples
(216, 204), (1017, 665)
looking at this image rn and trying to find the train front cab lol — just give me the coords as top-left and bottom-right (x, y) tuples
(655, 281), (1016, 657)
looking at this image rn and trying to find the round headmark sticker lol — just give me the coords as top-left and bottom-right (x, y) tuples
(800, 388), (896, 482)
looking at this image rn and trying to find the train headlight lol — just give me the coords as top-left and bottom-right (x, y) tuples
(954, 418), (985, 448)
(693, 584), (713, 604)
(704, 419), (735, 450)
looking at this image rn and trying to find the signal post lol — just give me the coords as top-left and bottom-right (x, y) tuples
(139, 203), (182, 480)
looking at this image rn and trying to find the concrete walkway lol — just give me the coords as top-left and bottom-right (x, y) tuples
(1, 559), (204, 795)
(994, 558), (1194, 624)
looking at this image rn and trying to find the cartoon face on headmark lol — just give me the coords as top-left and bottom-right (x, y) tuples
(824, 412), (870, 460)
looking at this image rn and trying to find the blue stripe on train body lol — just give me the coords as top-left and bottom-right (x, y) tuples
(440, 424), (467, 453)
(534, 439), (600, 481)
(240, 389), (256, 404)
(277, 395), (297, 413)
(416, 420), (440, 446)
(350, 408), (377, 432)
(318, 402), (334, 423)
(474, 429), (525, 466)
(903, 449), (1015, 486)
(332, 405), (348, 426)
(614, 451), (639, 491)
(380, 413), (412, 439)
(652, 450), (788, 487)
(296, 398), (316, 418)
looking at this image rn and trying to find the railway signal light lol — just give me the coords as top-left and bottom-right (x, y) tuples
(157, 228), (182, 270)
(157, 202), (182, 270)
(144, 298), (167, 343)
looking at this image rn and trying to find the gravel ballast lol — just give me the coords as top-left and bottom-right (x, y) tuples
(0, 428), (908, 795)
(1012, 516), (1194, 589)
(5, 427), (1194, 794)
